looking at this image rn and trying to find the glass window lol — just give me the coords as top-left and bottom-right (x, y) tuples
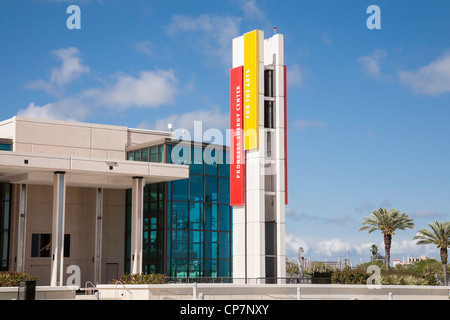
(219, 178), (229, 204)
(141, 148), (149, 162)
(171, 230), (188, 258)
(219, 205), (230, 232)
(172, 179), (188, 201)
(171, 259), (188, 278)
(150, 146), (158, 162)
(205, 259), (218, 278)
(189, 202), (203, 230)
(189, 175), (203, 202)
(171, 201), (188, 229)
(205, 176), (218, 203)
(189, 259), (203, 278)
(134, 150), (141, 162)
(127, 151), (134, 161)
(205, 204), (217, 231)
(190, 147), (203, 174)
(158, 145), (164, 163)
(219, 150), (230, 177)
(204, 147), (218, 176)
(219, 259), (231, 278)
(189, 231), (203, 259)
(219, 232), (230, 259)
(204, 231), (218, 260)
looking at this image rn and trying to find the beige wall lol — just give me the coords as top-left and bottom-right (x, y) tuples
(9, 184), (126, 286)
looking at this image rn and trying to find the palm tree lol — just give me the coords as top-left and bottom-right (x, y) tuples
(413, 221), (450, 286)
(359, 208), (414, 271)
(370, 244), (378, 262)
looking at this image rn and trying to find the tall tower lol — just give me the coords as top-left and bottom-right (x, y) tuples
(230, 30), (287, 284)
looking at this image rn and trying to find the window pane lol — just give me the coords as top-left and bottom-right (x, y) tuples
(158, 145), (164, 163)
(189, 175), (203, 202)
(150, 146), (158, 162)
(219, 150), (230, 177)
(204, 147), (218, 176)
(171, 201), (188, 229)
(189, 202), (203, 230)
(219, 259), (231, 278)
(0, 144), (11, 151)
(205, 232), (218, 259)
(219, 178), (229, 204)
(219, 232), (231, 259)
(219, 205), (230, 231)
(134, 150), (141, 161)
(141, 148), (149, 162)
(189, 231), (203, 259)
(189, 259), (203, 278)
(205, 204), (217, 231)
(205, 177), (218, 203)
(205, 259), (217, 278)
(171, 230), (188, 258)
(190, 147), (203, 174)
(171, 259), (188, 278)
(127, 152), (134, 161)
(172, 179), (188, 201)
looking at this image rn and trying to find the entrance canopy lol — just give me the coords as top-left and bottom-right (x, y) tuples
(0, 151), (189, 189)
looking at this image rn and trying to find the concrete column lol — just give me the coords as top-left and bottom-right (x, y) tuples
(94, 188), (103, 284)
(50, 171), (66, 286)
(16, 184), (27, 273)
(130, 177), (144, 274)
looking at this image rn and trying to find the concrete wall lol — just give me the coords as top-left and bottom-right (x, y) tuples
(8, 184), (126, 286)
(96, 283), (450, 300)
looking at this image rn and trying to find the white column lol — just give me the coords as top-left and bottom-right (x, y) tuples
(50, 171), (66, 286)
(16, 184), (27, 273)
(94, 188), (103, 284)
(130, 177), (144, 274)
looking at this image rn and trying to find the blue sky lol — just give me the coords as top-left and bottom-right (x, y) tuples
(1, 0), (450, 265)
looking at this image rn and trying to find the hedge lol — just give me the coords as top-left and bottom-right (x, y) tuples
(0, 271), (38, 287)
(110, 273), (167, 285)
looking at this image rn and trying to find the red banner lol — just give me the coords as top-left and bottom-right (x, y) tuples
(230, 66), (245, 206)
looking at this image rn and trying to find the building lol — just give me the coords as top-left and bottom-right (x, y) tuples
(0, 29), (288, 287)
(393, 255), (436, 267)
(230, 30), (287, 284)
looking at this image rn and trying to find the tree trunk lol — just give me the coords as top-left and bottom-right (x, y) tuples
(440, 247), (448, 286)
(384, 233), (391, 272)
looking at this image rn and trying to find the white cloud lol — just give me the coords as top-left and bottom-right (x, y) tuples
(293, 119), (327, 131)
(398, 51), (450, 96)
(165, 14), (241, 66)
(320, 32), (332, 45)
(285, 234), (309, 258)
(316, 238), (351, 257)
(358, 49), (387, 79)
(239, 0), (267, 22)
(26, 47), (90, 95)
(17, 98), (90, 121)
(84, 69), (178, 109)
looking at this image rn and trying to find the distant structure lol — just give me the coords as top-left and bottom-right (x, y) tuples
(393, 255), (436, 267)
(297, 247), (305, 277)
(371, 253), (385, 264)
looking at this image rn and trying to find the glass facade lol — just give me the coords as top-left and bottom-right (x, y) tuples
(0, 183), (11, 271)
(126, 142), (232, 282)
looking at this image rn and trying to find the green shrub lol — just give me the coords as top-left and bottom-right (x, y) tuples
(0, 271), (38, 287)
(331, 271), (370, 285)
(110, 273), (167, 285)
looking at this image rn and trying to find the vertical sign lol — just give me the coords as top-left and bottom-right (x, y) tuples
(230, 66), (245, 206)
(243, 30), (259, 150)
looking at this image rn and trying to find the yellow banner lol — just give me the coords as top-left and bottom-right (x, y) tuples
(243, 30), (259, 150)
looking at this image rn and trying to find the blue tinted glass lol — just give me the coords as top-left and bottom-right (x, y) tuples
(205, 232), (218, 259)
(172, 201), (188, 229)
(158, 145), (164, 163)
(219, 233), (231, 259)
(204, 147), (218, 176)
(171, 230), (188, 258)
(190, 147), (203, 174)
(205, 259), (218, 277)
(190, 175), (203, 202)
(205, 176), (218, 203)
(171, 259), (188, 277)
(219, 259), (231, 278)
(219, 205), (230, 231)
(150, 146), (158, 162)
(205, 204), (217, 231)
(172, 179), (188, 201)
(127, 151), (134, 161)
(189, 231), (203, 259)
(171, 145), (190, 165)
(189, 202), (203, 230)
(141, 148), (149, 162)
(0, 144), (11, 151)
(219, 178), (229, 204)
(219, 150), (230, 177)
(189, 258), (203, 277)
